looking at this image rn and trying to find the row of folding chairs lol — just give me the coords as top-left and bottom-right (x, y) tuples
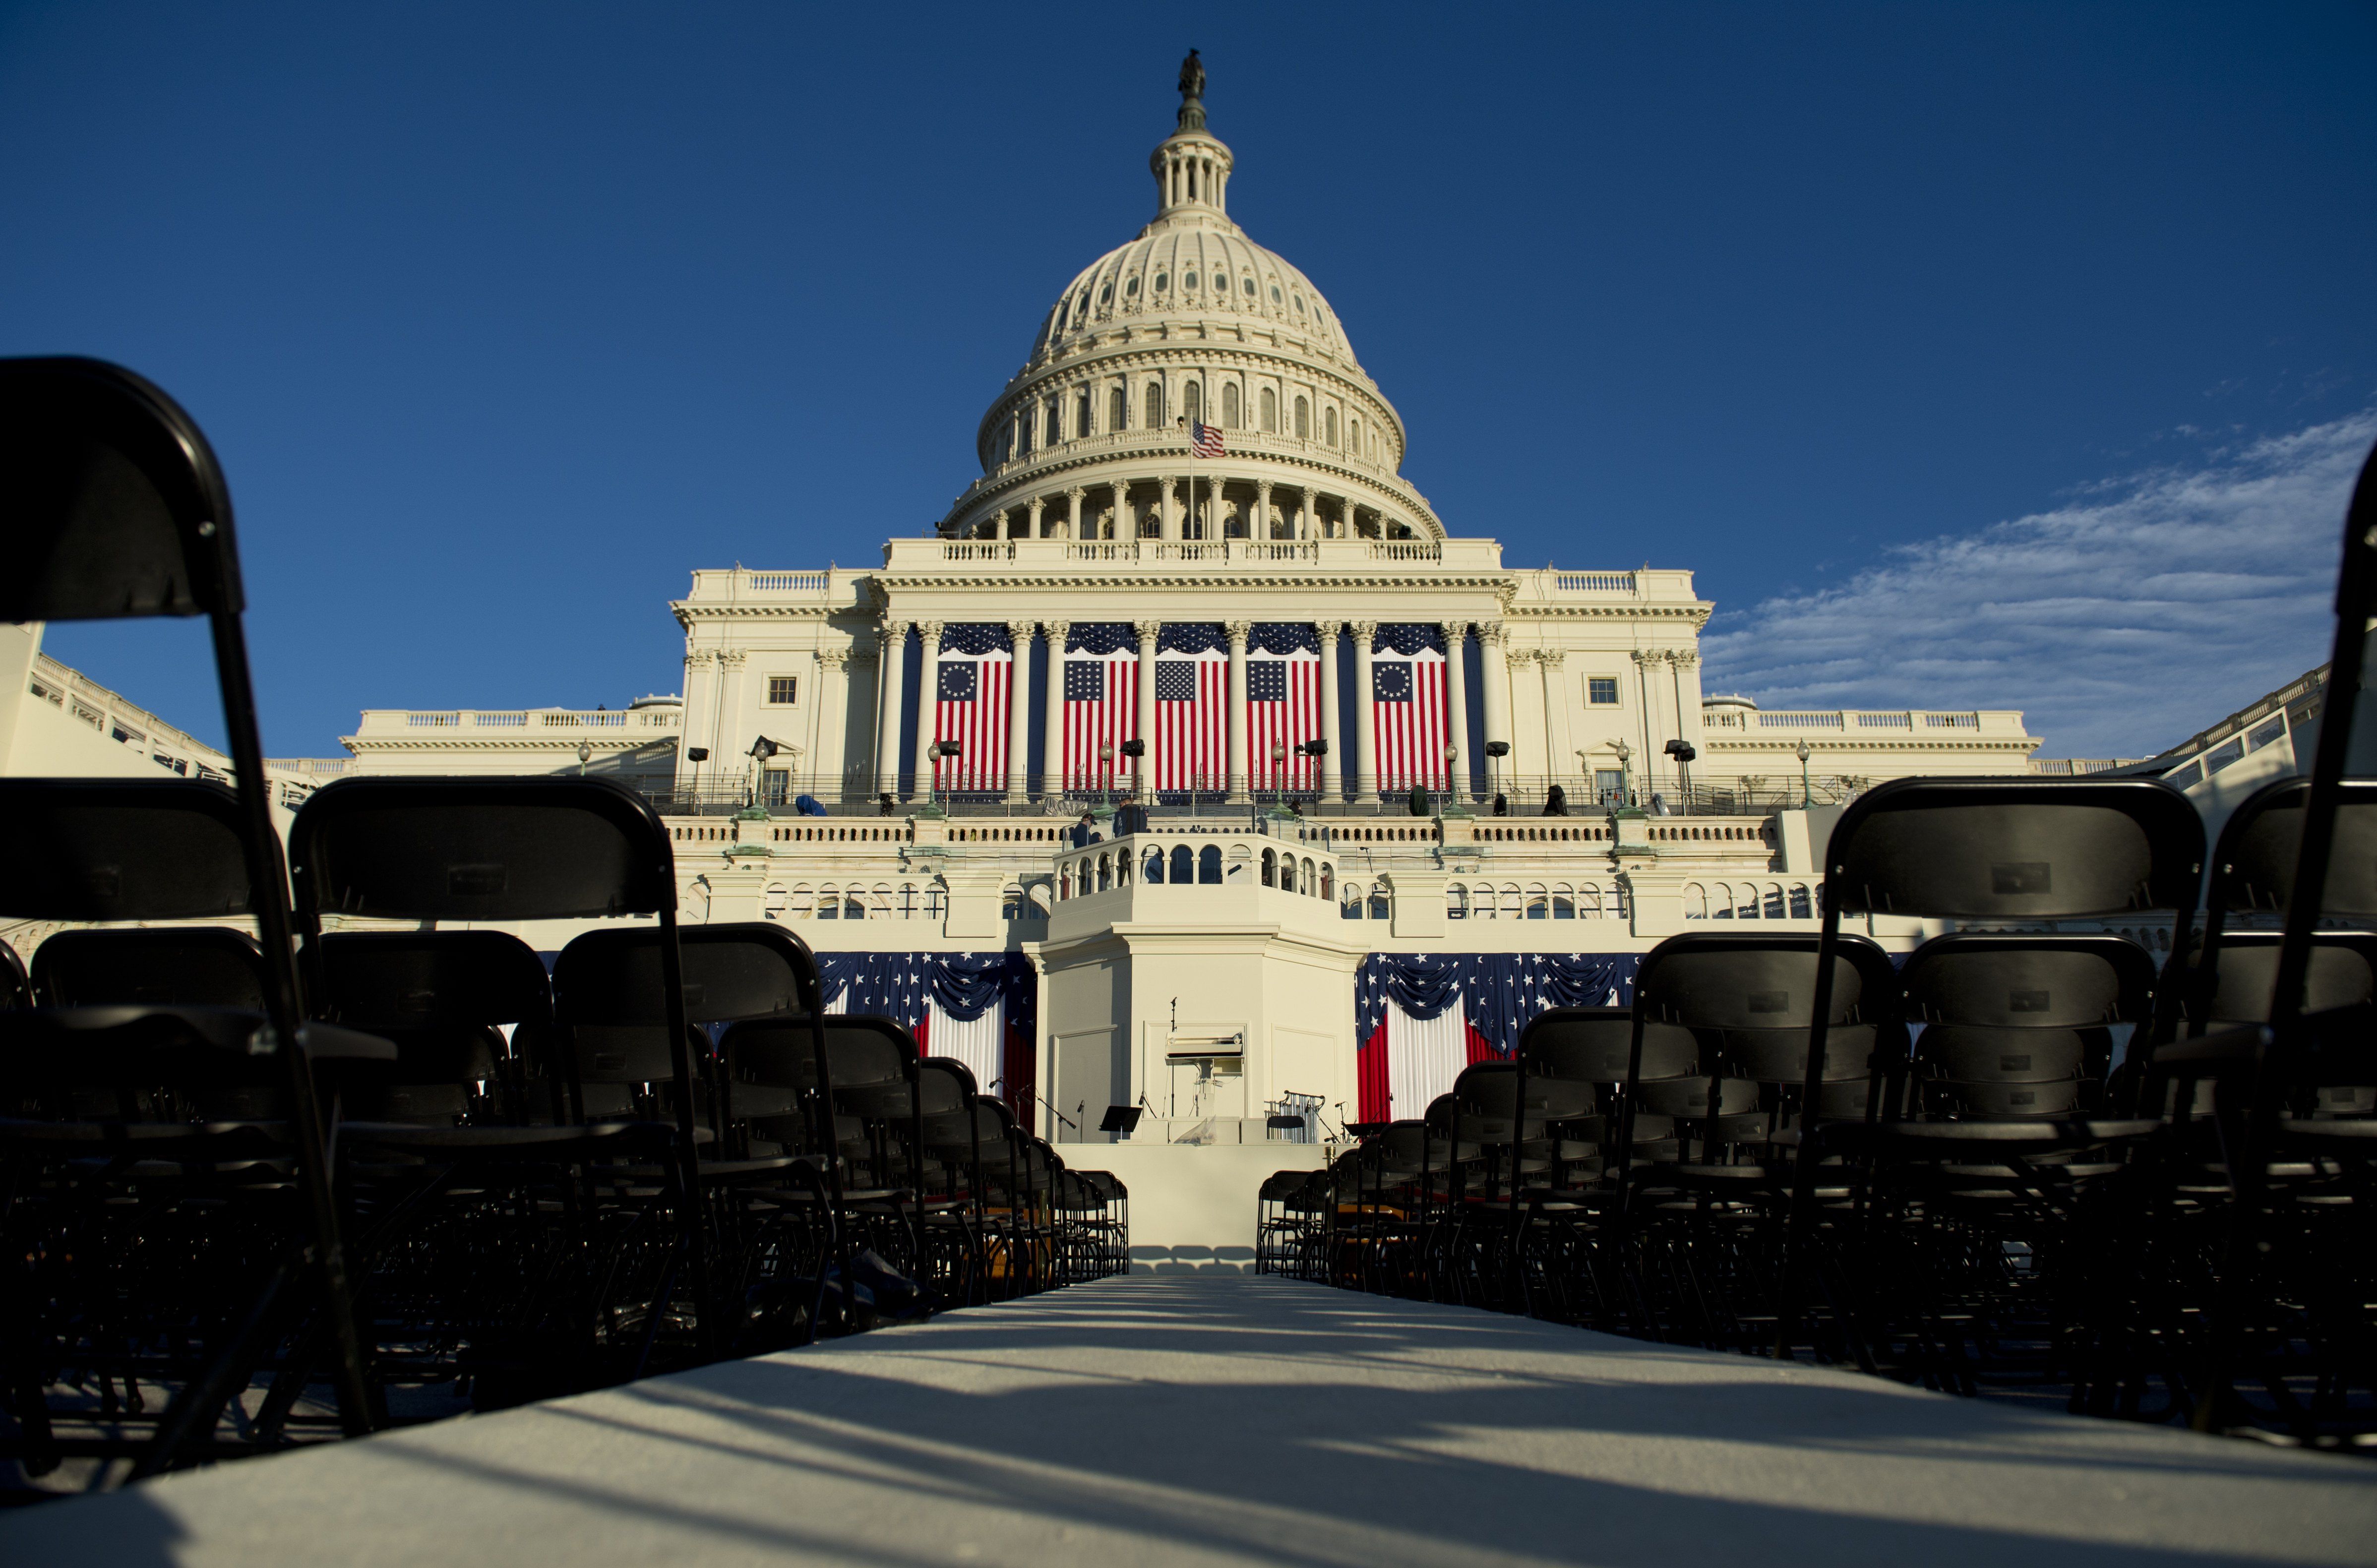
(0, 359), (1124, 1482)
(1269, 764), (2377, 1443)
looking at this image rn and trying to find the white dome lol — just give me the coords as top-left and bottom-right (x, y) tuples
(1031, 220), (1360, 372)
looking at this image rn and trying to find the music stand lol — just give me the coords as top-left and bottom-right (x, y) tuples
(1098, 1104), (1143, 1142)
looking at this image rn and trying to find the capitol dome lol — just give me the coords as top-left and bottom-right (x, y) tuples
(936, 63), (1440, 544)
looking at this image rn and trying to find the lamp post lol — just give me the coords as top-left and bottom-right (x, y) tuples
(933, 738), (962, 813)
(1441, 743), (1458, 815)
(685, 746), (709, 810)
(1664, 737), (1697, 816)
(1484, 739), (1509, 810)
(1098, 742), (1114, 811)
(1270, 743), (1286, 811)
(747, 735), (779, 807)
(1611, 737), (1632, 807)
(1796, 738), (1813, 807)
(577, 739), (591, 779)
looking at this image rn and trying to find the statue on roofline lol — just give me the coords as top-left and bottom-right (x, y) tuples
(1179, 49), (1205, 104)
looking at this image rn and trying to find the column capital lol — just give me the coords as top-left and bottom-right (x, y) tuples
(1026, 496), (1046, 517)
(1043, 618), (1072, 645)
(1671, 650), (1700, 669)
(1158, 474), (1176, 492)
(1540, 649), (1567, 669)
(1439, 619), (1469, 644)
(1314, 619), (1343, 643)
(1630, 648), (1660, 668)
(877, 617), (910, 645)
(1223, 620), (1253, 647)
(1479, 620), (1509, 647)
(1067, 484), (1089, 500)
(1134, 619), (1163, 644)
(916, 620), (945, 643)
(1006, 619), (1038, 646)
(686, 649), (718, 669)
(1347, 619), (1380, 642)
(817, 648), (850, 671)
(719, 650), (749, 670)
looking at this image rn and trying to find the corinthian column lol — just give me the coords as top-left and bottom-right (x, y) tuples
(1005, 621), (1036, 802)
(912, 621), (944, 799)
(872, 620), (907, 799)
(1349, 620), (1379, 801)
(1224, 620), (1252, 801)
(1159, 475), (1179, 542)
(1479, 621), (1513, 778)
(1041, 620), (1070, 796)
(1065, 486), (1086, 541)
(1442, 621), (1471, 802)
(1315, 621), (1343, 801)
(1134, 619), (1161, 799)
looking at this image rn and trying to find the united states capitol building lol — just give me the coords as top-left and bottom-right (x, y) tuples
(5, 65), (2105, 1157)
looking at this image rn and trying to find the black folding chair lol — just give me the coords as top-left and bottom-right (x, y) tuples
(1775, 776), (2205, 1369)
(0, 356), (380, 1470)
(0, 939), (27, 1009)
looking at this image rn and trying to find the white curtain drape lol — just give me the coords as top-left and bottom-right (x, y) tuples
(1385, 997), (1467, 1120)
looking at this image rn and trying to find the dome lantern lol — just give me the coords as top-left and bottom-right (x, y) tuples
(1151, 50), (1232, 226)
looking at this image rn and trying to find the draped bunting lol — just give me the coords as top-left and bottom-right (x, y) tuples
(1156, 622), (1227, 655)
(1353, 952), (1641, 1123)
(1371, 623), (1446, 657)
(1248, 622), (1320, 656)
(814, 951), (1037, 1110)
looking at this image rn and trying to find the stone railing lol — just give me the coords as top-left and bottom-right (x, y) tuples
(876, 537), (1507, 571)
(1703, 708), (2029, 736)
(355, 708), (682, 737)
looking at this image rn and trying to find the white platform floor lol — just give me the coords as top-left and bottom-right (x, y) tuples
(5, 1274), (2374, 1567)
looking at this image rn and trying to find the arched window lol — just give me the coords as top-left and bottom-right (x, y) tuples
(1501, 884), (1523, 919)
(1076, 391), (1091, 438)
(1000, 883), (1026, 920)
(1325, 407), (1338, 446)
(1764, 884), (1786, 920)
(1198, 845), (1222, 884)
(1525, 883), (1548, 920)
(1302, 857), (1317, 896)
(787, 884), (813, 919)
(1110, 387), (1126, 431)
(764, 883), (788, 920)
(1684, 883), (1707, 919)
(817, 884), (840, 920)
(1170, 844), (1192, 883)
(1261, 847), (1277, 887)
(1098, 853), (1112, 892)
(1222, 383), (1240, 427)
(1144, 382), (1164, 428)
(1294, 396), (1309, 438)
(1260, 387), (1278, 432)
(1552, 884), (1576, 919)
(1059, 869), (1071, 901)
(1789, 884), (1813, 919)
(1341, 886), (1362, 919)
(1184, 381), (1202, 423)
(843, 891), (866, 920)
(1320, 864), (1333, 901)
(1448, 885), (1469, 920)
(1348, 417), (1361, 454)
(1144, 848), (1164, 883)
(1018, 411), (1033, 457)
(1369, 888), (1391, 920)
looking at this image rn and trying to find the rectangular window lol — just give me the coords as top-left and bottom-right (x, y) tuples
(1586, 677), (1620, 706)
(762, 770), (790, 806)
(767, 676), (798, 705)
(1594, 768), (1628, 804)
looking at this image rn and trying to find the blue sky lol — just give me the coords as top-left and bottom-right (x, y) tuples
(4, 2), (2371, 759)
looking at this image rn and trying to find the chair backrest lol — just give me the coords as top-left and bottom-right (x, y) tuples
(1635, 932), (1897, 1030)
(0, 779), (254, 922)
(0, 940), (25, 1010)
(1828, 778), (2203, 921)
(1899, 933), (2155, 1028)
(1521, 1006), (1698, 1082)
(554, 923), (819, 1027)
(32, 927), (267, 1010)
(2200, 932), (2377, 1027)
(290, 777), (677, 924)
(307, 930), (553, 1032)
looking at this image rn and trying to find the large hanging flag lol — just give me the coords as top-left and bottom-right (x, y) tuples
(815, 951), (1037, 1113)
(1351, 952), (1639, 1124)
(931, 624), (1013, 794)
(1371, 624), (1450, 792)
(1062, 623), (1139, 792)
(1246, 623), (1321, 793)
(1154, 623), (1228, 795)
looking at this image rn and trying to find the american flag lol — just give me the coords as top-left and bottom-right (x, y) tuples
(1371, 624), (1451, 792)
(1247, 623), (1321, 793)
(931, 624), (1012, 793)
(1352, 952), (1639, 1122)
(1190, 420), (1225, 458)
(1154, 623), (1227, 796)
(1062, 623), (1139, 792)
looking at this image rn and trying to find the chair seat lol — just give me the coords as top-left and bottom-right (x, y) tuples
(338, 1119), (675, 1153)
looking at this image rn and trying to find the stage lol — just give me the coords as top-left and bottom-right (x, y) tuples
(5, 1275), (2372, 1566)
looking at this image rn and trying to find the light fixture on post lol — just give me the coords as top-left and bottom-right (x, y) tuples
(1664, 737), (1698, 816)
(1795, 738), (1813, 808)
(932, 738), (962, 813)
(1484, 739), (1509, 806)
(1610, 737), (1632, 807)
(577, 739), (592, 779)
(1098, 741), (1114, 812)
(746, 735), (780, 807)
(686, 746), (709, 810)
(1270, 743), (1287, 811)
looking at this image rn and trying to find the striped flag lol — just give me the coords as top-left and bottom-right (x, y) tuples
(1062, 623), (1139, 791)
(1190, 420), (1225, 458)
(1371, 624), (1450, 792)
(1246, 623), (1321, 794)
(1154, 624), (1228, 796)
(931, 624), (1012, 793)
(1352, 953), (1639, 1123)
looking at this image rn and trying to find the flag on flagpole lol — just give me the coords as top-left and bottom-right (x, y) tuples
(1191, 420), (1225, 458)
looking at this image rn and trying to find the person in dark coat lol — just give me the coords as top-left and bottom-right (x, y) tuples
(1544, 783), (1568, 816)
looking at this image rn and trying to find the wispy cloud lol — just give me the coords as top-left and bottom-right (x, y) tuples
(1702, 411), (2377, 758)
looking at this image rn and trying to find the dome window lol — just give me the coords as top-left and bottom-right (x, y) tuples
(1292, 294), (1305, 313)
(1126, 277), (1140, 298)
(1270, 285), (1281, 302)
(1243, 277), (1256, 296)
(1099, 284), (1112, 305)
(1155, 272), (1168, 291)
(1184, 271), (1199, 290)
